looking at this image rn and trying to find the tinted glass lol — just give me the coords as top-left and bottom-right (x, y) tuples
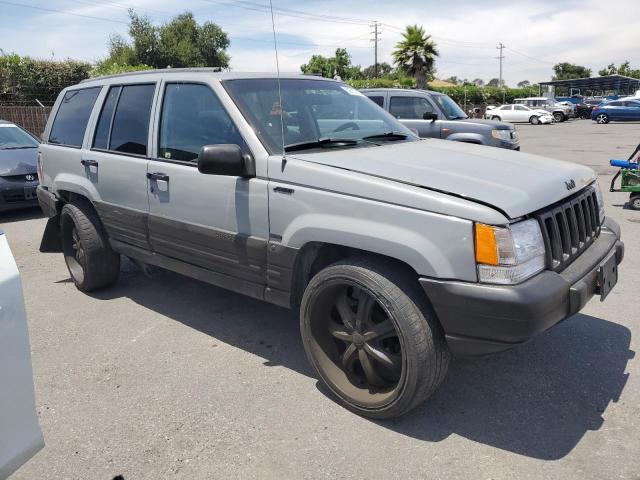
(159, 83), (244, 162)
(0, 124), (39, 150)
(224, 79), (413, 154)
(368, 96), (384, 107)
(608, 101), (622, 106)
(49, 87), (101, 147)
(92, 86), (121, 150)
(389, 96), (435, 119)
(109, 84), (155, 155)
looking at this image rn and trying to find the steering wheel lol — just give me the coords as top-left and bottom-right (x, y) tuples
(333, 121), (360, 132)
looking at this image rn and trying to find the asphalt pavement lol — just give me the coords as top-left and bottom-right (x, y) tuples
(3, 119), (639, 479)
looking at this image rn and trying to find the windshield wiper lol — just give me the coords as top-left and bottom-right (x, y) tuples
(284, 138), (359, 152)
(449, 116), (468, 120)
(362, 132), (409, 141)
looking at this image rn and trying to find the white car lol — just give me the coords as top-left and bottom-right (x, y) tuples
(0, 229), (44, 478)
(486, 104), (554, 124)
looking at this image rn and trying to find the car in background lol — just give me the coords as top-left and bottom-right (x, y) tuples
(0, 228), (45, 477)
(0, 120), (40, 212)
(592, 99), (640, 124)
(574, 102), (594, 119)
(485, 104), (554, 124)
(362, 88), (520, 150)
(514, 97), (573, 122)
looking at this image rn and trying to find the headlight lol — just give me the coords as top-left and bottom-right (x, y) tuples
(594, 182), (605, 223)
(475, 219), (546, 284)
(491, 129), (513, 141)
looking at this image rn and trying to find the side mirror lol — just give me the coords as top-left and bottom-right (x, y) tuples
(423, 112), (438, 121)
(197, 144), (255, 178)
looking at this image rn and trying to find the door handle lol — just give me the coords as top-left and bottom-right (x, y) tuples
(81, 159), (98, 167)
(147, 172), (169, 182)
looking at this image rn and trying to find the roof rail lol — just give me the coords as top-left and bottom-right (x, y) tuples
(80, 67), (223, 83)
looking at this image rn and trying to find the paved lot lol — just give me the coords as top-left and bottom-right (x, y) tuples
(4, 120), (639, 479)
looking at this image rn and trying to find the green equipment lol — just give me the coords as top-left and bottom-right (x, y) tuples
(610, 143), (640, 210)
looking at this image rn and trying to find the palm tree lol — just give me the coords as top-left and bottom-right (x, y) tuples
(392, 25), (439, 89)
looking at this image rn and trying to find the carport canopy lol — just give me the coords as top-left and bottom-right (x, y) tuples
(540, 75), (640, 95)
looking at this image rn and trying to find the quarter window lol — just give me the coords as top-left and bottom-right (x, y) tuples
(389, 96), (435, 119)
(158, 83), (244, 162)
(49, 87), (101, 147)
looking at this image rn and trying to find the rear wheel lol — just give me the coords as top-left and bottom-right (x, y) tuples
(491, 116), (501, 121)
(60, 200), (120, 291)
(300, 257), (450, 419)
(530, 115), (540, 125)
(553, 112), (565, 122)
(595, 113), (609, 124)
(630, 193), (640, 211)
(579, 111), (590, 119)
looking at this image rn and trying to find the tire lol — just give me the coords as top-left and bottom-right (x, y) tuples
(580, 111), (590, 119)
(595, 113), (609, 124)
(530, 115), (540, 125)
(300, 257), (450, 419)
(553, 112), (565, 122)
(60, 200), (120, 292)
(631, 194), (640, 211)
(491, 116), (501, 121)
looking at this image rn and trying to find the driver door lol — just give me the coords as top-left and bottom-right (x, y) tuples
(389, 95), (441, 138)
(513, 105), (530, 122)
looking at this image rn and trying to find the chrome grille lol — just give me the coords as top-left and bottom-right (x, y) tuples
(535, 186), (600, 271)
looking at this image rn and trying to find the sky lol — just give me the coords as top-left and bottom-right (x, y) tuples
(0, 0), (638, 86)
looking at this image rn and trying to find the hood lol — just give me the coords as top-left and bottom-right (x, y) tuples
(0, 148), (38, 176)
(456, 118), (512, 130)
(290, 140), (596, 219)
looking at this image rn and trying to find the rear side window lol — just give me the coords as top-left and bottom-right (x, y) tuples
(93, 84), (155, 156)
(158, 83), (244, 162)
(367, 96), (384, 107)
(49, 87), (101, 147)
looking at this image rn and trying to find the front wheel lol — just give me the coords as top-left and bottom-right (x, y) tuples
(300, 258), (450, 419)
(60, 201), (120, 291)
(553, 112), (565, 122)
(530, 115), (540, 125)
(595, 113), (609, 124)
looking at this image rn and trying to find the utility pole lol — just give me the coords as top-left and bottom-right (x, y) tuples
(496, 42), (505, 88)
(371, 21), (380, 77)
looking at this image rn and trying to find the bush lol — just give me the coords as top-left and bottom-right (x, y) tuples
(0, 54), (92, 104)
(90, 60), (152, 78)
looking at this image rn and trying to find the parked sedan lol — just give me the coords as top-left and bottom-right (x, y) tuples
(486, 104), (554, 124)
(0, 228), (44, 477)
(0, 121), (40, 212)
(592, 100), (640, 124)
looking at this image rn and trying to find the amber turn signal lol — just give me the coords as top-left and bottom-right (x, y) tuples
(475, 223), (499, 266)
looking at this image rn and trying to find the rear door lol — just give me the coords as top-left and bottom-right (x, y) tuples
(623, 101), (640, 120)
(389, 94), (440, 138)
(0, 230), (44, 478)
(146, 81), (269, 292)
(82, 83), (157, 250)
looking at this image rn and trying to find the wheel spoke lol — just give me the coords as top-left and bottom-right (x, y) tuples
(335, 290), (356, 331)
(341, 343), (357, 369)
(363, 319), (395, 341)
(328, 320), (353, 343)
(358, 349), (385, 386)
(354, 289), (375, 330)
(363, 343), (401, 378)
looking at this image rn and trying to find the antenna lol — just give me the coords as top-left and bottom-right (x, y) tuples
(268, 0), (287, 167)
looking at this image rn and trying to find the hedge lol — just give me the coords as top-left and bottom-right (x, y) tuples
(0, 54), (92, 105)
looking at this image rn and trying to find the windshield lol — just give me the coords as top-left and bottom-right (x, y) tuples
(223, 78), (416, 154)
(0, 124), (39, 150)
(432, 94), (467, 120)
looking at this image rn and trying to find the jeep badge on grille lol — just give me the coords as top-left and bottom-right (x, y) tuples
(565, 179), (576, 190)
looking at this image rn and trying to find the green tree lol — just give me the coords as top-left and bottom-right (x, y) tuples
(300, 49), (362, 80)
(517, 80), (531, 87)
(362, 62), (393, 79)
(104, 10), (230, 70)
(300, 54), (334, 77)
(392, 25), (438, 89)
(472, 78), (484, 86)
(552, 62), (591, 80)
(487, 78), (500, 87)
(598, 61), (640, 78)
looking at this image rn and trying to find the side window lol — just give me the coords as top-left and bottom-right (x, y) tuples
(514, 105), (527, 111)
(93, 86), (121, 150)
(608, 101), (622, 107)
(389, 96), (435, 119)
(109, 84), (155, 155)
(159, 83), (244, 162)
(367, 96), (384, 108)
(48, 87), (101, 147)
(501, 105), (513, 110)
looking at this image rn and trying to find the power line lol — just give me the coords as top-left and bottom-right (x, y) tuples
(0, 0), (128, 24)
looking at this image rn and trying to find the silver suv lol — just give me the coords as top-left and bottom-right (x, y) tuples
(36, 70), (624, 419)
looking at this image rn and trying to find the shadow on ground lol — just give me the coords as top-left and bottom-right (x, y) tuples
(89, 263), (633, 461)
(0, 207), (43, 224)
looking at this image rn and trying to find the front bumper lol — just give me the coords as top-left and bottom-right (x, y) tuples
(0, 178), (39, 212)
(421, 218), (624, 357)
